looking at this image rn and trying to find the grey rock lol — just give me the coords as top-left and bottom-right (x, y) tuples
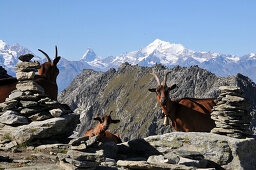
(36, 143), (70, 150)
(143, 132), (256, 169)
(71, 143), (86, 151)
(16, 80), (44, 93)
(20, 100), (38, 107)
(178, 157), (207, 168)
(20, 107), (43, 115)
(4, 141), (18, 149)
(18, 54), (34, 62)
(19, 95), (40, 101)
(222, 95), (245, 103)
(100, 158), (116, 167)
(0, 103), (7, 112)
(2, 100), (19, 111)
(28, 112), (53, 121)
(16, 71), (35, 80)
(49, 108), (63, 117)
(173, 150), (204, 160)
(15, 61), (40, 72)
(10, 113), (79, 145)
(0, 110), (28, 125)
(116, 160), (194, 169)
(219, 86), (242, 92)
(65, 157), (100, 168)
(163, 152), (180, 164)
(13, 159), (31, 164)
(57, 153), (69, 161)
(86, 135), (101, 147)
(8, 90), (24, 100)
(147, 155), (168, 164)
(69, 136), (89, 146)
(66, 150), (104, 162)
(6, 164), (62, 170)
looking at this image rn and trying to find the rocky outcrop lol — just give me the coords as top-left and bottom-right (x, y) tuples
(58, 63), (256, 141)
(58, 132), (256, 169)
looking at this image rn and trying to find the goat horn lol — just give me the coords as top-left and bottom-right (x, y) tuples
(151, 72), (161, 86)
(163, 71), (171, 86)
(55, 46), (58, 59)
(38, 49), (51, 62)
(109, 111), (113, 115)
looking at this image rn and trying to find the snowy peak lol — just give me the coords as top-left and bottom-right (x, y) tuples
(0, 40), (7, 50)
(142, 39), (187, 55)
(80, 48), (97, 62)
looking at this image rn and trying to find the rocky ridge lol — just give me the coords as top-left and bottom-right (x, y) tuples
(58, 63), (256, 141)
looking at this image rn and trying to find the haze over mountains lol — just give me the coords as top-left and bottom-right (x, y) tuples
(0, 39), (255, 92)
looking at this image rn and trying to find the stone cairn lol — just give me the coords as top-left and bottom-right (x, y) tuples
(0, 54), (71, 127)
(210, 86), (253, 138)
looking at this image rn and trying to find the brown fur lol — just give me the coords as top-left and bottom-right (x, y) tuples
(149, 72), (216, 132)
(84, 113), (122, 144)
(0, 47), (60, 103)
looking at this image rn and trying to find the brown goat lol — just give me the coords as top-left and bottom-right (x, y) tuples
(84, 112), (122, 144)
(148, 72), (216, 132)
(0, 46), (60, 103)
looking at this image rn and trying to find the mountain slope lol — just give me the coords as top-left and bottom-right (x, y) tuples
(58, 64), (256, 141)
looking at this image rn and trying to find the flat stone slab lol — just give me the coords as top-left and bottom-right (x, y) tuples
(143, 132), (256, 169)
(9, 113), (79, 144)
(18, 54), (34, 62)
(117, 160), (194, 169)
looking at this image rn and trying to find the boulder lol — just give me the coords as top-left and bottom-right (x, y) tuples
(0, 110), (28, 125)
(143, 132), (256, 170)
(9, 113), (79, 144)
(18, 54), (34, 62)
(16, 71), (35, 80)
(49, 108), (63, 117)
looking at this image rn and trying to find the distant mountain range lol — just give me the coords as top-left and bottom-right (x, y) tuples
(0, 39), (255, 92)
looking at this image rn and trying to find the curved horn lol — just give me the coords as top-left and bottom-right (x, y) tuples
(163, 71), (171, 86)
(38, 49), (51, 62)
(151, 72), (161, 86)
(55, 46), (58, 59)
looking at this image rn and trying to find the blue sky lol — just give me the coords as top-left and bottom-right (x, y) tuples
(0, 0), (255, 60)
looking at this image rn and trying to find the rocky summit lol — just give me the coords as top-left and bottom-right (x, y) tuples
(58, 63), (256, 141)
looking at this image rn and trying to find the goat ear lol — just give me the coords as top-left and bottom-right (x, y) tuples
(148, 88), (156, 92)
(169, 84), (177, 91)
(93, 116), (102, 123)
(53, 56), (61, 65)
(111, 119), (120, 124)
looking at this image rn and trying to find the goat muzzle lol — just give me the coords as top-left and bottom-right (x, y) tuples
(163, 115), (169, 126)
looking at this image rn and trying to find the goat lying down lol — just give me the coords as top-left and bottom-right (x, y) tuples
(84, 111), (122, 144)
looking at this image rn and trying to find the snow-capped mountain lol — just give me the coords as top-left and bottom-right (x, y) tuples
(0, 40), (41, 76)
(81, 39), (249, 71)
(79, 39), (255, 83)
(0, 39), (255, 93)
(80, 48), (97, 62)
